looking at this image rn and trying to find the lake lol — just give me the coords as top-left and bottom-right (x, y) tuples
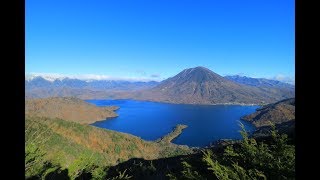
(87, 99), (259, 147)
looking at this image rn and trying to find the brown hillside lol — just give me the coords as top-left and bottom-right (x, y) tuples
(241, 98), (295, 127)
(25, 97), (119, 124)
(25, 116), (192, 178)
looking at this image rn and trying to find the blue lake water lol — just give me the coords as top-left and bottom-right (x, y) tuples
(87, 99), (259, 147)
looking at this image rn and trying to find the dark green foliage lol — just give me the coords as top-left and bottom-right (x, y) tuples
(25, 142), (69, 180)
(168, 122), (295, 180)
(110, 169), (132, 180)
(91, 166), (107, 180)
(25, 124), (68, 179)
(179, 161), (203, 179)
(43, 168), (70, 180)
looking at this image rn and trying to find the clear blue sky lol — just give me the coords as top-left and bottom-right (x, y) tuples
(26, 0), (294, 81)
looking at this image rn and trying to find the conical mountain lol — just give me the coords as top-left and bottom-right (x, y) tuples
(134, 67), (292, 104)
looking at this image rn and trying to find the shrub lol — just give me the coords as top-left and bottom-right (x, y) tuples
(115, 145), (121, 154)
(168, 122), (295, 180)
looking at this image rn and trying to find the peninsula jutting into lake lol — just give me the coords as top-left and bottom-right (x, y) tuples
(88, 99), (258, 147)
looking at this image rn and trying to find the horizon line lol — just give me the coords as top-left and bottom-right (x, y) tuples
(25, 72), (295, 85)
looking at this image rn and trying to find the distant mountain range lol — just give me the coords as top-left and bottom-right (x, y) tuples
(224, 75), (294, 89)
(128, 67), (294, 104)
(26, 77), (159, 91)
(26, 67), (294, 104)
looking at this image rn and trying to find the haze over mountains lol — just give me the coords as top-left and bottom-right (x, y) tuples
(26, 66), (294, 104)
(25, 77), (159, 99)
(26, 77), (159, 91)
(225, 75), (294, 89)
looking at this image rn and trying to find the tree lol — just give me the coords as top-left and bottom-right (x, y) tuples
(168, 122), (295, 180)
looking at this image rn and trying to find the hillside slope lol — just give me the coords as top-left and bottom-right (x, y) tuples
(26, 116), (192, 179)
(241, 98), (295, 127)
(25, 97), (119, 124)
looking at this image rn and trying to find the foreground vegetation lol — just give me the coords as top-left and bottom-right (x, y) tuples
(26, 115), (294, 179)
(25, 116), (192, 179)
(98, 123), (294, 180)
(167, 123), (295, 179)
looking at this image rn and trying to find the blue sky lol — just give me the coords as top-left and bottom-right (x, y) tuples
(26, 0), (294, 82)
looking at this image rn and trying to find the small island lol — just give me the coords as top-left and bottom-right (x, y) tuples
(156, 124), (188, 144)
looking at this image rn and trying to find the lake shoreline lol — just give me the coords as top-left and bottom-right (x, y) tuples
(85, 98), (265, 106)
(88, 99), (258, 147)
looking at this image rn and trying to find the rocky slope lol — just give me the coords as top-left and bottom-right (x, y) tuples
(25, 97), (119, 124)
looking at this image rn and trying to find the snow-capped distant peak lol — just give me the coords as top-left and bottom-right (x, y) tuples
(25, 73), (162, 82)
(25, 73), (67, 82)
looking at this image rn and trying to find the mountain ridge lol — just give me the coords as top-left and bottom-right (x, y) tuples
(25, 67), (294, 104)
(26, 76), (159, 90)
(130, 66), (294, 104)
(225, 75), (294, 89)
